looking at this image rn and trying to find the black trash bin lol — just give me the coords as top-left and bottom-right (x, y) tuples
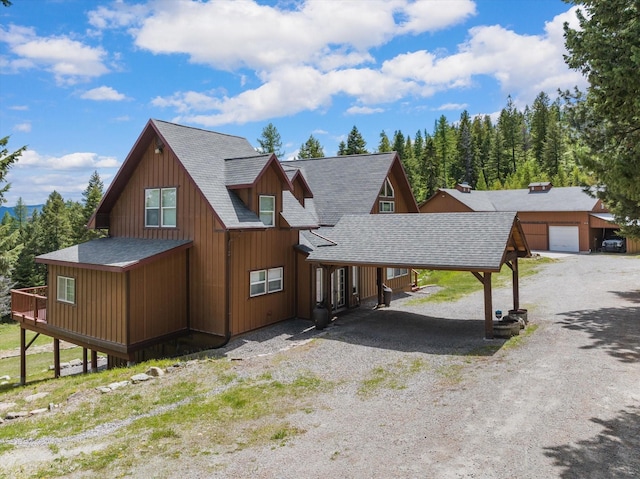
(383, 285), (392, 307)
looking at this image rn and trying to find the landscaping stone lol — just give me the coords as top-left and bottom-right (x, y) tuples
(48, 403), (56, 411)
(5, 411), (29, 420)
(108, 381), (130, 390)
(0, 417), (3, 424)
(146, 366), (165, 377)
(0, 375), (10, 381)
(69, 359), (83, 367)
(29, 408), (48, 416)
(131, 373), (152, 383)
(96, 387), (112, 394)
(0, 402), (16, 412)
(25, 392), (49, 403)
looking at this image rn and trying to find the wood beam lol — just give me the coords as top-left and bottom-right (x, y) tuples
(20, 327), (26, 386)
(377, 267), (384, 306)
(512, 257), (520, 311)
(53, 338), (60, 379)
(471, 271), (485, 284)
(91, 350), (98, 373)
(82, 348), (88, 374)
(484, 272), (493, 339)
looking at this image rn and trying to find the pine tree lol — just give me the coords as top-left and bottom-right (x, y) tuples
(345, 126), (368, 155)
(74, 170), (106, 243)
(13, 211), (45, 288)
(257, 122), (284, 157)
(337, 140), (347, 156)
(13, 197), (28, 231)
(530, 92), (551, 166)
(297, 135), (325, 159)
(39, 191), (72, 254)
(378, 131), (392, 152)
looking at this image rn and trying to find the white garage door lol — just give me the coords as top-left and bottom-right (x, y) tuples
(549, 226), (579, 252)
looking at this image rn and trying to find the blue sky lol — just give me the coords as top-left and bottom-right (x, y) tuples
(1, 0), (587, 205)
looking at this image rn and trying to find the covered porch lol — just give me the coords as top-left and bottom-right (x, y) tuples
(306, 212), (531, 338)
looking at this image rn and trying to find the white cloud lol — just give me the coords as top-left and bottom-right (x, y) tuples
(81, 86), (128, 101)
(13, 122), (31, 133)
(346, 106), (385, 115)
(16, 150), (119, 170)
(9, 105), (29, 111)
(0, 25), (109, 85)
(398, 0), (476, 34)
(436, 103), (468, 111)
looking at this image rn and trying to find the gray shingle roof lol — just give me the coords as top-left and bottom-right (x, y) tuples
(306, 212), (527, 271)
(153, 120), (267, 229)
(284, 153), (397, 226)
(441, 186), (599, 212)
(225, 154), (272, 188)
(281, 191), (319, 229)
(36, 237), (192, 272)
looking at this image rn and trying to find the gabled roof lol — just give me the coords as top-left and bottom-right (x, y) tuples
(282, 165), (313, 198)
(281, 191), (319, 229)
(225, 154), (292, 191)
(36, 237), (192, 273)
(306, 212), (529, 272)
(435, 186), (600, 212)
(92, 119), (275, 230)
(284, 152), (417, 226)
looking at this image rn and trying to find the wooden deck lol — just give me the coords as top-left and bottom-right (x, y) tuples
(11, 286), (48, 326)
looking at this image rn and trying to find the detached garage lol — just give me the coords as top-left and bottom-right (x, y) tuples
(420, 183), (614, 253)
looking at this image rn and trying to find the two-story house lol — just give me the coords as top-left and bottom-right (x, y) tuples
(11, 119), (418, 375)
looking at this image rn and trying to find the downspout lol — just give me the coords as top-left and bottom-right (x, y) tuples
(214, 230), (233, 348)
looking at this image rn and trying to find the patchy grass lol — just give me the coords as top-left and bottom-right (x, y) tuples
(502, 324), (539, 350)
(411, 256), (556, 304)
(0, 347), (87, 386)
(0, 323), (52, 352)
(434, 362), (464, 385)
(358, 358), (428, 397)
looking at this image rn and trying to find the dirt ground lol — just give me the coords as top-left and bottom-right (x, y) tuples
(3, 253), (640, 478)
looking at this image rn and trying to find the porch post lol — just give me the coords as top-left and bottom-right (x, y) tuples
(91, 350), (98, 373)
(53, 338), (60, 378)
(376, 267), (383, 306)
(512, 257), (520, 311)
(484, 272), (493, 339)
(20, 327), (26, 385)
(82, 348), (88, 374)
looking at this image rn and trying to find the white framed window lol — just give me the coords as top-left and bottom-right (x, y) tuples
(315, 267), (323, 303)
(145, 187), (177, 227)
(380, 177), (394, 198)
(250, 267), (284, 297)
(267, 267), (283, 293)
(57, 276), (76, 304)
(259, 195), (276, 226)
(379, 201), (395, 213)
(386, 268), (408, 280)
(250, 270), (266, 297)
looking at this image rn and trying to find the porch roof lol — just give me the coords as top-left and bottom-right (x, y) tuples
(36, 237), (193, 273)
(306, 212), (530, 272)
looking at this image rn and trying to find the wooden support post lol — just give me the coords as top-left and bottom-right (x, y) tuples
(484, 272), (493, 339)
(512, 257), (520, 311)
(53, 338), (60, 379)
(91, 350), (98, 373)
(82, 348), (88, 374)
(376, 267), (383, 306)
(324, 265), (334, 318)
(20, 327), (26, 386)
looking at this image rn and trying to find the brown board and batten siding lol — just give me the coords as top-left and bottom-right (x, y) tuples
(228, 166), (299, 335)
(420, 191), (473, 213)
(108, 142), (228, 336)
(128, 250), (188, 345)
(48, 264), (127, 346)
(518, 211), (591, 251)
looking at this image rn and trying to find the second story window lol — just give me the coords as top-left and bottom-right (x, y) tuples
(145, 187), (177, 228)
(379, 178), (395, 213)
(259, 195), (276, 227)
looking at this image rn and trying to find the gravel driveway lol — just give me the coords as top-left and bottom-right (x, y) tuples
(207, 253), (640, 478)
(3, 254), (638, 478)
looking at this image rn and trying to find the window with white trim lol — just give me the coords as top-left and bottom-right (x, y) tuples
(250, 267), (284, 297)
(380, 177), (394, 198)
(57, 276), (76, 304)
(145, 187), (177, 227)
(386, 268), (408, 280)
(379, 178), (395, 213)
(259, 195), (276, 226)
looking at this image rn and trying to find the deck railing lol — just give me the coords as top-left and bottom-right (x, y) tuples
(11, 286), (48, 324)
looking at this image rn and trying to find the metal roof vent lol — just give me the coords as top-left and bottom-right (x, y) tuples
(528, 182), (552, 193)
(456, 182), (472, 193)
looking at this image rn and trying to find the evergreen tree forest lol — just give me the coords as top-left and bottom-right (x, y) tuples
(316, 91), (589, 204)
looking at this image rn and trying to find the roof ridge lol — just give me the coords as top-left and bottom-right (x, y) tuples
(285, 151), (396, 163)
(151, 119), (253, 142)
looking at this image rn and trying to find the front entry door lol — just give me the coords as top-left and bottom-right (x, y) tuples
(332, 267), (347, 311)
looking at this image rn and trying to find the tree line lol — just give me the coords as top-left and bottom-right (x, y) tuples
(260, 90), (586, 204)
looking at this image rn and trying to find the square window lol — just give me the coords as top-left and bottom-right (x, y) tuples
(145, 187), (177, 228)
(379, 201), (395, 213)
(267, 267), (283, 293)
(57, 276), (75, 304)
(250, 270), (266, 297)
